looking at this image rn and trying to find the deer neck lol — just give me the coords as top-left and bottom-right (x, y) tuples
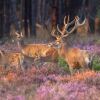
(17, 41), (22, 50)
(0, 50), (6, 64)
(17, 40), (25, 51)
(17, 42), (24, 56)
(0, 50), (4, 57)
(58, 43), (68, 58)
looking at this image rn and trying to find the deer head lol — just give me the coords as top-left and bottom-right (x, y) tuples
(51, 16), (86, 46)
(15, 32), (24, 41)
(14, 32), (25, 49)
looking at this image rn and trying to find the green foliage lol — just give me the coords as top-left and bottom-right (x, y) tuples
(58, 57), (69, 71)
(92, 56), (100, 71)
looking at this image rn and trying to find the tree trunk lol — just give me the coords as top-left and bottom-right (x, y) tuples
(3, 0), (11, 37)
(0, 0), (4, 38)
(31, 0), (37, 37)
(95, 17), (100, 33)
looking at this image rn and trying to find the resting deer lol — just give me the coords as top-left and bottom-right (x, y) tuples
(51, 16), (93, 74)
(14, 32), (58, 62)
(0, 50), (24, 70)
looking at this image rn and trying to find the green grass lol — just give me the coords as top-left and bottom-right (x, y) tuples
(92, 56), (100, 71)
(58, 57), (69, 72)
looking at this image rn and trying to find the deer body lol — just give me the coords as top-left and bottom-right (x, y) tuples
(0, 50), (24, 70)
(57, 43), (91, 73)
(21, 43), (58, 61)
(15, 32), (58, 62)
(55, 38), (87, 71)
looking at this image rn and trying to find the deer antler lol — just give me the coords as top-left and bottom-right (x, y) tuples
(64, 16), (69, 26)
(57, 16), (86, 38)
(57, 16), (76, 38)
(51, 28), (57, 37)
(51, 15), (86, 42)
(75, 16), (86, 27)
(64, 16), (76, 29)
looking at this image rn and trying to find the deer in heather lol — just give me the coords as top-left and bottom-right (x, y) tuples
(51, 16), (93, 74)
(0, 50), (24, 70)
(14, 32), (58, 62)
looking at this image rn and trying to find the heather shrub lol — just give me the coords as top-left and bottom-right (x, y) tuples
(85, 72), (100, 89)
(57, 70), (96, 83)
(34, 80), (100, 100)
(34, 71), (99, 100)
(7, 95), (25, 100)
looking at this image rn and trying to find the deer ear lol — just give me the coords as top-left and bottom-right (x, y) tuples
(48, 43), (52, 47)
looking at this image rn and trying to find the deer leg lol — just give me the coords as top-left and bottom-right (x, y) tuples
(34, 57), (41, 62)
(87, 58), (93, 70)
(19, 61), (23, 71)
(69, 66), (74, 75)
(80, 63), (88, 72)
(19, 57), (25, 72)
(20, 64), (24, 72)
(4, 64), (8, 69)
(34, 53), (41, 61)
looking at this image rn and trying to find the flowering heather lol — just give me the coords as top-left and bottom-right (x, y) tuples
(0, 66), (100, 100)
(34, 82), (100, 100)
(57, 70), (96, 82)
(34, 72), (100, 100)
(73, 44), (100, 54)
(7, 95), (25, 100)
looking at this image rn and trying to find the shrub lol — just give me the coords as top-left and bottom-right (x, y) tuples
(34, 78), (100, 100)
(58, 57), (69, 72)
(92, 56), (100, 71)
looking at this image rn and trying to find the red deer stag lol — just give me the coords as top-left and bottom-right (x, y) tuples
(51, 16), (93, 74)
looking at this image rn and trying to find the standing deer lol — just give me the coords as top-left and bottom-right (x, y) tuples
(14, 32), (58, 62)
(51, 16), (93, 74)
